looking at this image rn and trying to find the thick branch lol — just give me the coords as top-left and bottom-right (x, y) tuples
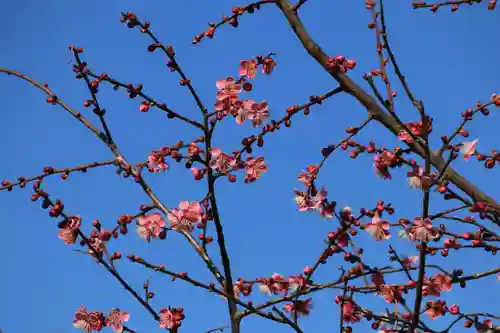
(274, 1), (498, 208)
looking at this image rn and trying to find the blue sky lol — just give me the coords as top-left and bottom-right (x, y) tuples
(1, 0), (499, 332)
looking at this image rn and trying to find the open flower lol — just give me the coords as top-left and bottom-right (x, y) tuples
(364, 213), (391, 241)
(73, 305), (104, 332)
(242, 100), (269, 127)
(136, 213), (165, 242)
(148, 152), (169, 172)
(167, 201), (203, 232)
(244, 156), (268, 182)
(283, 297), (313, 316)
(407, 166), (432, 190)
(238, 59), (257, 78)
(209, 148), (236, 174)
(159, 309), (175, 329)
(58, 216), (82, 244)
(460, 138), (479, 160)
(342, 299), (361, 323)
(104, 309), (130, 333)
(425, 300), (447, 320)
(409, 217), (439, 242)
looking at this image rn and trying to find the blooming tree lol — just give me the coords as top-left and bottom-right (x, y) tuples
(1, 1), (499, 333)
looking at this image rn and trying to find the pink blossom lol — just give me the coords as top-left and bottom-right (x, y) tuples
(409, 217), (439, 242)
(238, 59), (257, 78)
(58, 216), (81, 244)
(297, 164), (320, 187)
(320, 202), (335, 219)
(187, 142), (202, 156)
(283, 297), (313, 316)
(244, 156), (268, 182)
(475, 320), (495, 333)
(398, 129), (414, 143)
(87, 236), (105, 261)
(400, 255), (418, 267)
(460, 138), (479, 160)
(444, 237), (460, 248)
(423, 273), (452, 297)
(159, 308), (175, 329)
(398, 121), (432, 143)
(136, 213), (165, 242)
(258, 274), (288, 295)
(167, 201), (203, 233)
(216, 77), (241, 102)
(374, 150), (400, 179)
(242, 100), (269, 127)
(425, 300), (447, 320)
(148, 152), (169, 172)
(364, 213), (391, 241)
(191, 167), (205, 180)
(288, 275), (309, 294)
(104, 309), (130, 333)
(378, 284), (402, 303)
(294, 188), (326, 212)
(449, 304), (460, 315)
(407, 166), (432, 189)
(342, 300), (361, 323)
(73, 305), (104, 332)
(209, 148), (236, 174)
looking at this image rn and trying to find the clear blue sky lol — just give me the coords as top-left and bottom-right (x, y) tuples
(1, 1), (499, 332)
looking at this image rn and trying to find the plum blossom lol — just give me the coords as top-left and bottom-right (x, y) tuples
(86, 236), (106, 261)
(238, 59), (257, 78)
(191, 167), (206, 180)
(297, 164), (320, 187)
(409, 217), (439, 242)
(460, 138), (479, 160)
(209, 148), (236, 174)
(364, 213), (391, 241)
(258, 273), (288, 295)
(104, 309), (130, 333)
(283, 297), (313, 316)
(423, 273), (452, 297)
(294, 188), (327, 212)
(187, 142), (202, 156)
(216, 77), (241, 103)
(244, 156), (268, 182)
(449, 304), (460, 315)
(167, 201), (203, 233)
(475, 320), (500, 333)
(407, 166), (432, 189)
(233, 279), (252, 298)
(400, 255), (418, 268)
(374, 150), (400, 179)
(398, 121), (432, 143)
(136, 213), (165, 242)
(378, 284), (402, 303)
(159, 309), (175, 329)
(148, 152), (169, 172)
(341, 299), (361, 323)
(58, 215), (82, 244)
(242, 100), (269, 127)
(73, 305), (104, 332)
(288, 275), (309, 294)
(425, 300), (447, 320)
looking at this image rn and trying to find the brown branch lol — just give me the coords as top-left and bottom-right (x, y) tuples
(274, 0), (498, 209)
(86, 71), (204, 130)
(0, 159), (116, 192)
